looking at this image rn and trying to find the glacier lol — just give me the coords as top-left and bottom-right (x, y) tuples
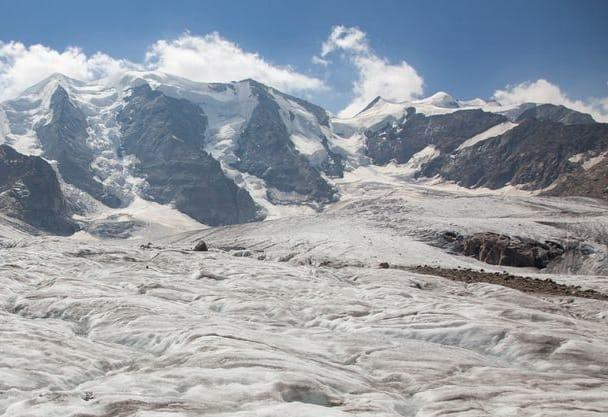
(1, 72), (608, 416)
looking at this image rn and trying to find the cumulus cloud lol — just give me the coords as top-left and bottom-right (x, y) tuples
(311, 55), (329, 67)
(317, 25), (424, 117)
(340, 55), (424, 117)
(321, 26), (369, 57)
(493, 79), (608, 122)
(145, 33), (325, 93)
(0, 33), (325, 102)
(0, 41), (137, 101)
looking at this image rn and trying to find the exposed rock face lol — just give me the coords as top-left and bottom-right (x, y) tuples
(517, 103), (596, 125)
(544, 157), (608, 200)
(254, 82), (344, 178)
(274, 87), (331, 128)
(365, 109), (507, 165)
(235, 81), (337, 206)
(36, 86), (121, 207)
(422, 119), (608, 191)
(117, 84), (260, 226)
(442, 231), (564, 268)
(0, 144), (77, 235)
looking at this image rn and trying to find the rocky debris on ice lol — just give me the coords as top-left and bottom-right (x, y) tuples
(410, 265), (608, 300)
(193, 240), (208, 251)
(441, 231), (564, 268)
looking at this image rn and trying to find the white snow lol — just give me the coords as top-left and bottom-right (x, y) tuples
(290, 133), (325, 156)
(583, 152), (607, 170)
(413, 91), (459, 108)
(330, 93), (532, 148)
(111, 196), (203, 232)
(568, 151), (607, 171)
(2, 182), (608, 415)
(332, 97), (408, 133)
(404, 145), (441, 170)
(3, 73), (608, 416)
(456, 121), (518, 150)
(0, 107), (8, 142)
(569, 153), (585, 163)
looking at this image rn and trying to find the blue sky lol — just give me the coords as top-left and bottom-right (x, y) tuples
(0, 0), (607, 117)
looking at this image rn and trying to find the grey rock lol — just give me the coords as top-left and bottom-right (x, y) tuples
(366, 109), (507, 165)
(235, 80), (337, 206)
(193, 240), (208, 251)
(117, 83), (260, 226)
(442, 231), (564, 269)
(36, 86), (121, 207)
(543, 156), (608, 200)
(423, 119), (608, 192)
(85, 215), (143, 239)
(0, 144), (78, 235)
(517, 103), (596, 125)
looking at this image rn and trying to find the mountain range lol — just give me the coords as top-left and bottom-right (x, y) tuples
(1, 72), (607, 235)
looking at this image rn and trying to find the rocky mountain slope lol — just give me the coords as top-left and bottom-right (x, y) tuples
(2, 75), (608, 416)
(0, 144), (76, 234)
(1, 73), (607, 234)
(117, 83), (259, 225)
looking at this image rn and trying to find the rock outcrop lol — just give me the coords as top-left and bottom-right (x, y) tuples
(516, 103), (596, 125)
(117, 83), (260, 226)
(422, 119), (608, 194)
(36, 86), (121, 207)
(365, 109), (507, 165)
(235, 80), (337, 206)
(0, 144), (77, 235)
(543, 155), (608, 200)
(442, 231), (564, 268)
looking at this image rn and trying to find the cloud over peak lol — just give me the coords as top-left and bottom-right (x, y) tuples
(145, 33), (325, 92)
(494, 79), (608, 122)
(0, 33), (326, 102)
(317, 25), (424, 118)
(1, 30), (606, 123)
(0, 41), (138, 101)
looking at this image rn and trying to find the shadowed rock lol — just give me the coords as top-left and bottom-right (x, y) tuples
(422, 119), (608, 196)
(36, 86), (121, 207)
(543, 157), (608, 200)
(442, 231), (564, 268)
(0, 144), (77, 235)
(193, 240), (208, 252)
(235, 80), (337, 206)
(366, 109), (506, 165)
(117, 83), (260, 226)
(517, 103), (596, 125)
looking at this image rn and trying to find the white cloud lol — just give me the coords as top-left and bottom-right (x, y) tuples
(318, 26), (424, 117)
(493, 79), (608, 122)
(0, 33), (325, 102)
(0, 41), (137, 101)
(145, 33), (325, 93)
(311, 55), (329, 66)
(340, 55), (424, 117)
(321, 26), (369, 57)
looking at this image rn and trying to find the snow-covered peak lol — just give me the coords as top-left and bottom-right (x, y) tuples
(0, 73), (92, 155)
(355, 96), (384, 115)
(414, 91), (459, 108)
(458, 97), (488, 107)
(333, 97), (409, 133)
(14, 73), (84, 103)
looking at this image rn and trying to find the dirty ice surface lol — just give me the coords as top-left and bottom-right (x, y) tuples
(2, 176), (608, 416)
